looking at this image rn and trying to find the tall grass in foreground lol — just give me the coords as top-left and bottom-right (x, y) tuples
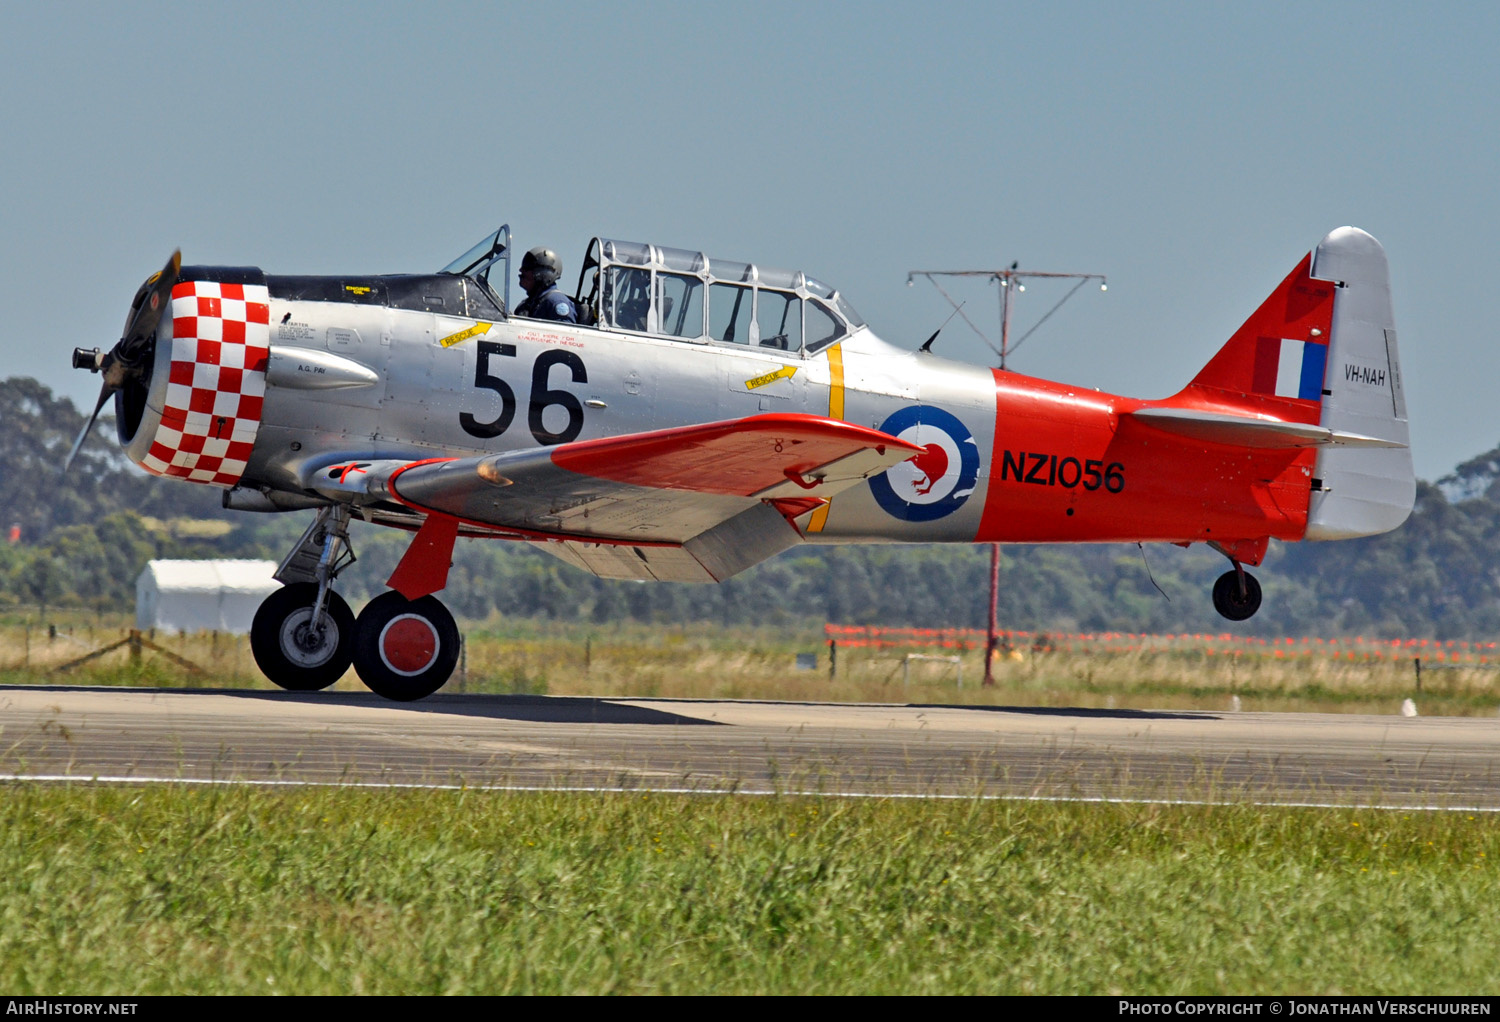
(0, 784), (1497, 994)
(3, 615), (1491, 715)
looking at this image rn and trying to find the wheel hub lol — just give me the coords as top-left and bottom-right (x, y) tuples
(293, 620), (327, 652)
(378, 614), (440, 675)
(279, 608), (339, 668)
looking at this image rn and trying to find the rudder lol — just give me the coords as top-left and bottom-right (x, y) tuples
(1304, 227), (1414, 539)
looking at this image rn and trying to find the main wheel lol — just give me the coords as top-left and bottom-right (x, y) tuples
(352, 591), (460, 701)
(250, 583), (355, 691)
(1212, 570), (1263, 621)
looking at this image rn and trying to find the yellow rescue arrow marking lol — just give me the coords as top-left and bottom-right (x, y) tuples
(745, 365), (798, 390)
(439, 322), (493, 348)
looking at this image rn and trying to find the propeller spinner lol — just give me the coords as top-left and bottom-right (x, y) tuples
(65, 250), (181, 469)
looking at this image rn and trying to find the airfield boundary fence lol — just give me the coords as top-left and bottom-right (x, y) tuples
(823, 624), (1500, 665)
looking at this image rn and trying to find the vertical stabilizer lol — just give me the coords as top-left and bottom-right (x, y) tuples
(1304, 227), (1414, 539)
(1183, 252), (1335, 423)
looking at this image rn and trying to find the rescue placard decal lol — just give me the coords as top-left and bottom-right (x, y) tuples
(439, 322), (492, 348)
(745, 365), (798, 390)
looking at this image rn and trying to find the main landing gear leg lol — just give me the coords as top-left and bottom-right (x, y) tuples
(250, 504), (358, 691)
(1211, 561), (1263, 622)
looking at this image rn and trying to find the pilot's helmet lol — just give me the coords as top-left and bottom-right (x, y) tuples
(521, 247), (563, 289)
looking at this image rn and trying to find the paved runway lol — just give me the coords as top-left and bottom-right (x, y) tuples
(3, 685), (1499, 808)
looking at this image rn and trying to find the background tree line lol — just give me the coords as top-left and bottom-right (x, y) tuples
(3, 375), (1497, 638)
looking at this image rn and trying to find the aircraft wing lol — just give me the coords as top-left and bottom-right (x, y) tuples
(308, 414), (919, 582)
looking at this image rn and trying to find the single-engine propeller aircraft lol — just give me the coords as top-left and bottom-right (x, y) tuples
(68, 225), (1413, 700)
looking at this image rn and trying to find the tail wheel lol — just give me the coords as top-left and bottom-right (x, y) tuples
(250, 583), (355, 691)
(352, 591), (460, 701)
(1212, 570), (1263, 621)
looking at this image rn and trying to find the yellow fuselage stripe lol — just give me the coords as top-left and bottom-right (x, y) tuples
(806, 344), (845, 533)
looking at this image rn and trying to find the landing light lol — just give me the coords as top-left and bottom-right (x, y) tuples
(477, 461), (513, 487)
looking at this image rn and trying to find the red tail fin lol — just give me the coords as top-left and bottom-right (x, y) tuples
(1181, 253), (1337, 424)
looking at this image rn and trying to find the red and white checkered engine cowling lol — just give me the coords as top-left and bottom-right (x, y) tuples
(132, 280), (271, 487)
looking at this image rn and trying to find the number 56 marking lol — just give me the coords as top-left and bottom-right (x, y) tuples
(461, 342), (588, 446)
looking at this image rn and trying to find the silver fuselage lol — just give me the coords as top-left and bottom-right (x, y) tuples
(233, 300), (1001, 544)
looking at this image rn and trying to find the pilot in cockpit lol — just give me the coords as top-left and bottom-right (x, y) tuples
(515, 247), (578, 324)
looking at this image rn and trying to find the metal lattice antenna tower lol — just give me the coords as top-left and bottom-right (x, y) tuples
(906, 265), (1107, 370)
(907, 260), (1107, 685)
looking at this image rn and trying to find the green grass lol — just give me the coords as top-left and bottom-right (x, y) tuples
(1, 784), (1497, 994)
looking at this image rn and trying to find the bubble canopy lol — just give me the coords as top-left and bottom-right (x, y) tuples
(572, 238), (865, 354)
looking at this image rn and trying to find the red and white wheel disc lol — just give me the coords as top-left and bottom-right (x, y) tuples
(378, 614), (440, 676)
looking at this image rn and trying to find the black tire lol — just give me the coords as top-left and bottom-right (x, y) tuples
(352, 591), (460, 702)
(250, 583), (355, 691)
(1212, 570), (1263, 622)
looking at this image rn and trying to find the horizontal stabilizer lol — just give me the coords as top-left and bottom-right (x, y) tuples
(1128, 407), (1408, 450)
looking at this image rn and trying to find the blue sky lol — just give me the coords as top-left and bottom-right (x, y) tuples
(2, 1), (1493, 481)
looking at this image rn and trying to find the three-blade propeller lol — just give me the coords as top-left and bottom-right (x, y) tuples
(65, 250), (181, 470)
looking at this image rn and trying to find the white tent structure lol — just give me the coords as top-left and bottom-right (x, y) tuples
(136, 560), (279, 635)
